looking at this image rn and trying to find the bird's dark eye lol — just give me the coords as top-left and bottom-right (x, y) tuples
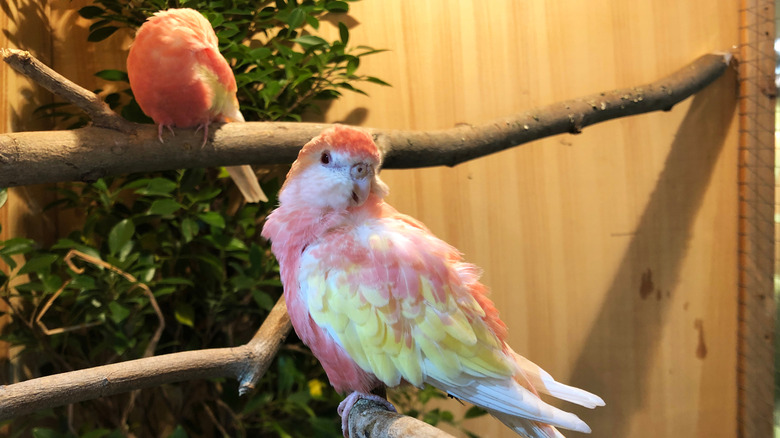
(320, 151), (331, 165)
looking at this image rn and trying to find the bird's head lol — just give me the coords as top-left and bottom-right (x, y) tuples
(279, 125), (389, 211)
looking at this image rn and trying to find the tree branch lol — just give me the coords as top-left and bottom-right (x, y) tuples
(0, 296), (291, 421)
(0, 50), (732, 187)
(0, 48), (135, 133)
(347, 399), (455, 438)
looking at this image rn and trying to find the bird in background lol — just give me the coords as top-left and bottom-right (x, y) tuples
(127, 8), (267, 203)
(262, 125), (605, 438)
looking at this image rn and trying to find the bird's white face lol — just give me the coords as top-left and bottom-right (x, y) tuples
(280, 147), (387, 212)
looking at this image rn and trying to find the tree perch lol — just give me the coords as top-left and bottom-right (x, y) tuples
(347, 399), (455, 438)
(0, 49), (732, 188)
(0, 296), (292, 421)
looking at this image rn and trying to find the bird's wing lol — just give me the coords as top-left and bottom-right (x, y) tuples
(298, 215), (516, 388)
(298, 214), (596, 435)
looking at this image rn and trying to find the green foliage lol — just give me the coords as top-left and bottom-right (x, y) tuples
(68, 0), (388, 124)
(2, 170), (348, 436)
(1, 0), (477, 436)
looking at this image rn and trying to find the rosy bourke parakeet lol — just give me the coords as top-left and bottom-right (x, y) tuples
(261, 125), (605, 438)
(127, 8), (267, 203)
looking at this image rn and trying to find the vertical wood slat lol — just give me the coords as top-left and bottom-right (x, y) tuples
(737, 1), (776, 437)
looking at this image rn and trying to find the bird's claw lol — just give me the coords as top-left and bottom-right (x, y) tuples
(338, 391), (396, 438)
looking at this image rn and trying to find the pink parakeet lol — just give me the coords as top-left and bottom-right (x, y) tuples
(262, 125), (605, 438)
(127, 8), (267, 203)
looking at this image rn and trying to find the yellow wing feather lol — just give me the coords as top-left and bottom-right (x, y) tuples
(301, 226), (515, 389)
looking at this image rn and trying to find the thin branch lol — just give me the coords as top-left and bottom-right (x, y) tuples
(0, 50), (732, 188)
(0, 49), (135, 133)
(0, 296), (291, 421)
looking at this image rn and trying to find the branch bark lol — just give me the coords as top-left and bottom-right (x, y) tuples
(347, 399), (455, 438)
(0, 296), (291, 421)
(0, 49), (732, 187)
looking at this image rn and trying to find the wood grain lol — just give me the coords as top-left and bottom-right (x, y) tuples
(0, 0), (58, 392)
(737, 1), (776, 437)
(315, 1), (741, 436)
(0, 1), (758, 437)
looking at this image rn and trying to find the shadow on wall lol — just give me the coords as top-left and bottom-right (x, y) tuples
(566, 67), (738, 437)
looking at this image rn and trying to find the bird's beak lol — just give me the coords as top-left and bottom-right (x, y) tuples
(350, 162), (373, 206)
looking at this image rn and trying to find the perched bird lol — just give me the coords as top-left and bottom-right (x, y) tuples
(262, 125), (604, 438)
(127, 8), (267, 203)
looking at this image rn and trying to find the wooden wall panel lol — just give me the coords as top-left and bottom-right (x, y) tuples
(316, 1), (741, 436)
(0, 1), (757, 437)
(0, 0), (55, 386)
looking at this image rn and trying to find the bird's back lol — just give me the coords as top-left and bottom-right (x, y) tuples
(127, 9), (237, 128)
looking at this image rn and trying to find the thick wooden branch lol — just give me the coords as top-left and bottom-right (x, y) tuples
(348, 399), (455, 438)
(0, 297), (291, 421)
(0, 50), (732, 187)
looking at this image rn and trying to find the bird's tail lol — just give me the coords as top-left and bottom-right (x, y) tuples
(489, 410), (566, 438)
(226, 165), (268, 203)
(510, 350), (605, 409)
(221, 101), (268, 203)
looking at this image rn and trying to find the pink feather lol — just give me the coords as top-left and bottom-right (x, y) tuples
(126, 8), (266, 203)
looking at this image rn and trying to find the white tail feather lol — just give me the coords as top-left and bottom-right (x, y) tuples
(426, 376), (592, 434)
(226, 165), (268, 203)
(490, 409), (567, 438)
(511, 350), (605, 409)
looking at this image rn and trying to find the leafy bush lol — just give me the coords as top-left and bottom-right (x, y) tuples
(0, 1), (484, 437)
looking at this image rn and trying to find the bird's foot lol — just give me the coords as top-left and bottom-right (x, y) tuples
(157, 124), (175, 143)
(337, 391), (396, 438)
(195, 122), (209, 147)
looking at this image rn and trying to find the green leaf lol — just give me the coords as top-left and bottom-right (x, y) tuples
(286, 8), (306, 28)
(0, 237), (35, 256)
(18, 254), (58, 275)
(422, 409), (440, 426)
(108, 219), (135, 259)
(88, 26), (119, 42)
(167, 425), (188, 438)
(174, 303), (195, 327)
(95, 69), (128, 82)
(32, 428), (61, 438)
(338, 22), (349, 44)
(252, 290), (274, 310)
(0, 188), (7, 209)
(80, 429), (112, 438)
(225, 237), (248, 251)
(293, 35), (327, 48)
(156, 277), (195, 286)
(366, 76), (391, 87)
(250, 47), (272, 60)
(78, 6), (104, 19)
(108, 301), (131, 324)
(464, 405), (488, 419)
(197, 212), (225, 229)
(181, 218), (197, 243)
(134, 178), (178, 196)
(148, 199), (182, 216)
(346, 57), (359, 76)
(325, 1), (350, 13)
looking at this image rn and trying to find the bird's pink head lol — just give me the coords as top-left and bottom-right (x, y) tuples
(141, 9), (219, 47)
(279, 125), (389, 211)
